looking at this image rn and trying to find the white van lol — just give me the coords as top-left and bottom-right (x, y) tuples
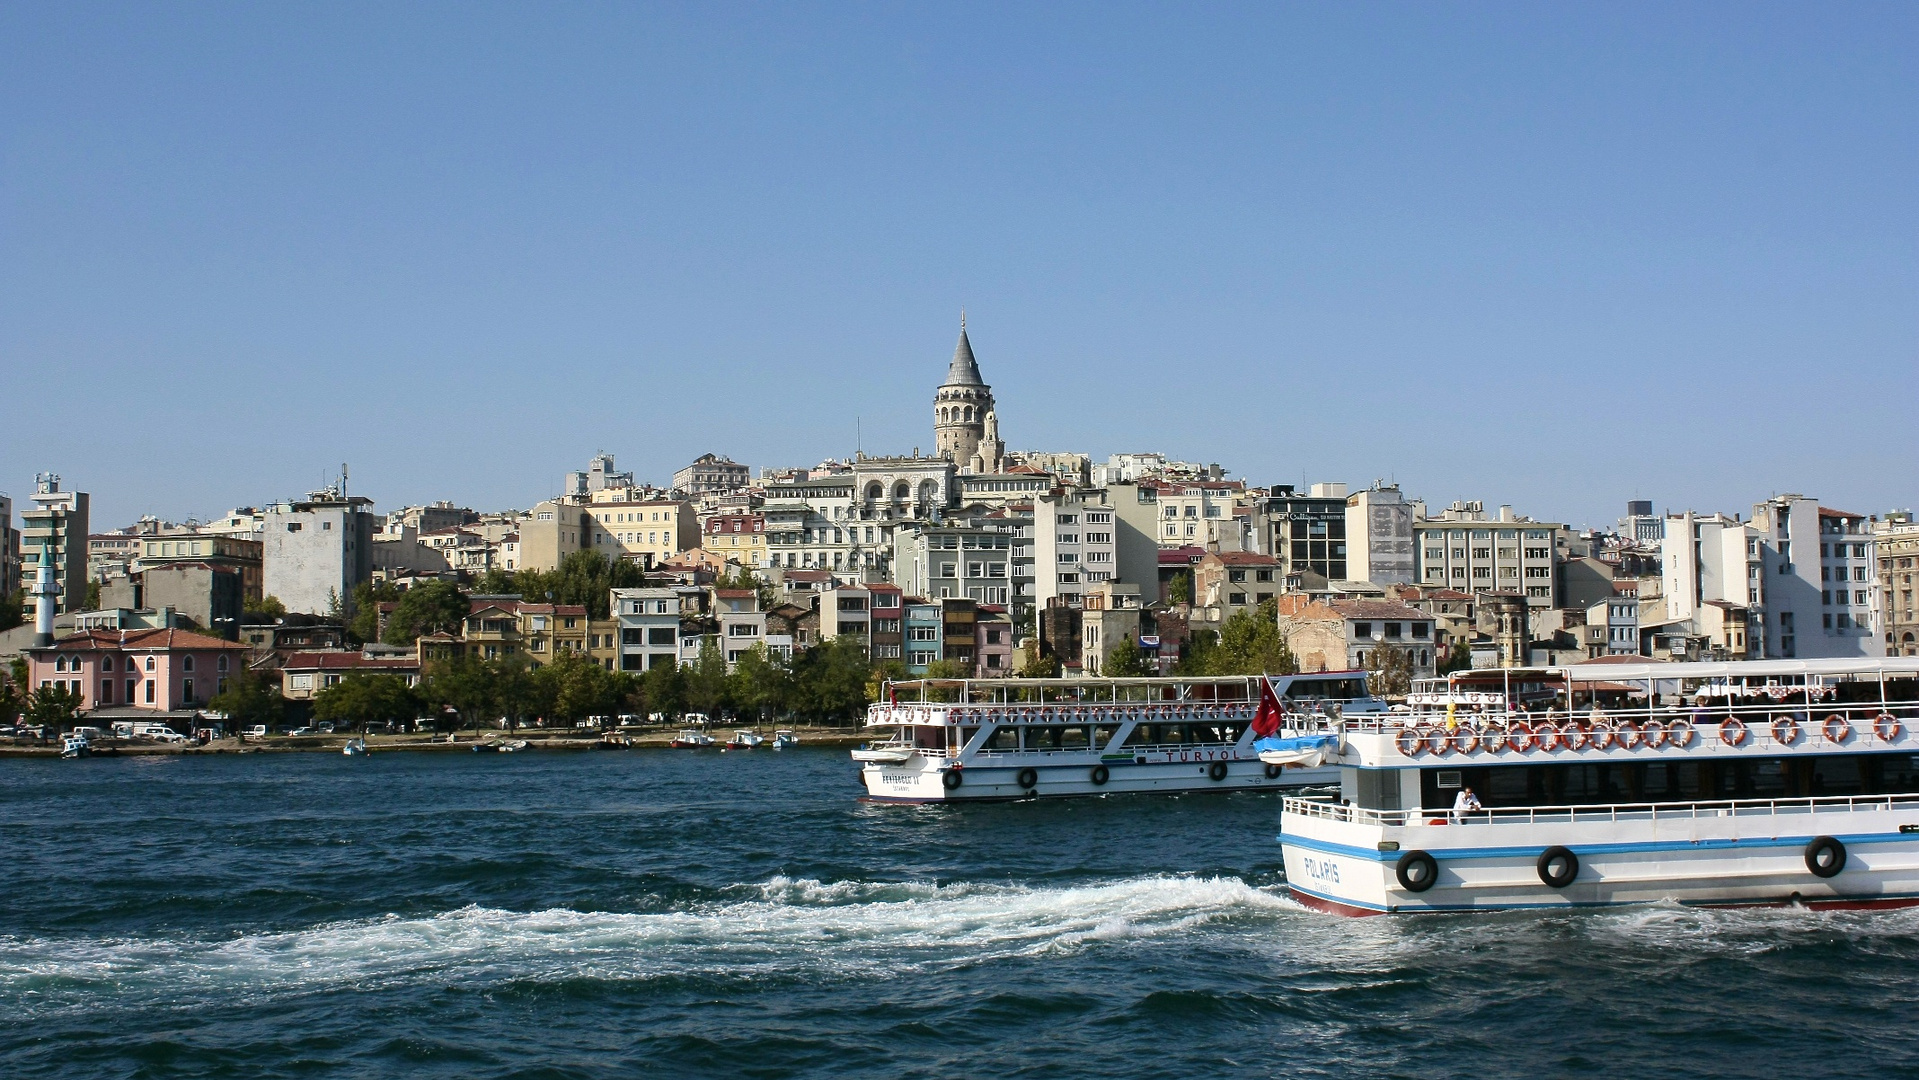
(245, 725), (269, 739)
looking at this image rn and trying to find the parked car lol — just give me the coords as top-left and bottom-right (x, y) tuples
(317, 722), (335, 734)
(288, 727), (316, 737)
(245, 725), (269, 738)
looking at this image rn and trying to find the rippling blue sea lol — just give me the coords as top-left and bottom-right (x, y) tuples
(4, 748), (1919, 1079)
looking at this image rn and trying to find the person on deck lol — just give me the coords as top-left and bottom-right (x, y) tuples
(1452, 785), (1483, 824)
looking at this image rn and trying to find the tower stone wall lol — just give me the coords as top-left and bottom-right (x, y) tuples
(933, 319), (994, 465)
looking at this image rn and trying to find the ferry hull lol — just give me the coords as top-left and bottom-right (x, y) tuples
(1280, 805), (1919, 914)
(861, 759), (1338, 802)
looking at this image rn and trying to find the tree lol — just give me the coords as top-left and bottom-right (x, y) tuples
(1208, 601), (1297, 675)
(313, 673), (421, 732)
(0, 667), (22, 726)
(1364, 644), (1417, 697)
(790, 636), (874, 724)
(641, 662), (687, 722)
(348, 581), (402, 643)
(383, 580), (470, 646)
(686, 639), (732, 718)
(511, 551), (648, 619)
(245, 595), (287, 622)
(1167, 571), (1193, 606)
(731, 644), (792, 722)
(1437, 641), (1474, 675)
(207, 668), (286, 732)
(84, 579), (101, 610)
(421, 656), (496, 731)
(1104, 635), (1150, 677)
(0, 591), (21, 633)
(471, 568), (518, 596)
(1174, 629), (1217, 675)
(532, 649), (629, 726)
(25, 683), (83, 730)
(1016, 638), (1060, 679)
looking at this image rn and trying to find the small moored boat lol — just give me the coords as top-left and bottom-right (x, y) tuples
(670, 730), (715, 749)
(726, 731), (765, 750)
(342, 738), (369, 756)
(771, 730), (799, 750)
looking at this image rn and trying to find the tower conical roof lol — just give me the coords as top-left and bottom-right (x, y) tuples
(944, 320), (985, 387)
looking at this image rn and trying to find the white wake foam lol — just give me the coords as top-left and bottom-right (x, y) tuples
(0, 875), (1287, 1008)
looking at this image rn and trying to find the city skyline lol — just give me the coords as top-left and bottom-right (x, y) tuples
(3, 5), (1915, 527)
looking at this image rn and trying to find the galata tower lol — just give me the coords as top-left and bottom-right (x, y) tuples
(933, 315), (994, 464)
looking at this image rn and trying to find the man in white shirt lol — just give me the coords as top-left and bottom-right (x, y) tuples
(1452, 785), (1483, 824)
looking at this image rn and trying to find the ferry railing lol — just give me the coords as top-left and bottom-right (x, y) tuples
(1282, 790), (1919, 828)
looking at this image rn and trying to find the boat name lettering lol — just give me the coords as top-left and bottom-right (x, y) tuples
(1299, 856), (1342, 884)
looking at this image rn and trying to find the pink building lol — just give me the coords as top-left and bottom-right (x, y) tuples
(26, 628), (253, 712)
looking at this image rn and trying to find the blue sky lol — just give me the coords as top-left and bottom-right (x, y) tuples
(3, 3), (1914, 530)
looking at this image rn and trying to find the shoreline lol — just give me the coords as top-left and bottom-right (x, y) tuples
(0, 728), (870, 758)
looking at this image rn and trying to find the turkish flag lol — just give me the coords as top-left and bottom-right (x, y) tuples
(1251, 677), (1283, 738)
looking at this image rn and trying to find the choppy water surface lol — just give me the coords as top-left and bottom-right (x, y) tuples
(4, 750), (1918, 1079)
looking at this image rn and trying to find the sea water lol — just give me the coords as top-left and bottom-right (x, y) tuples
(3, 749), (1918, 1078)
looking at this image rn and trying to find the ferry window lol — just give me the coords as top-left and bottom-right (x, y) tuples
(1811, 757), (1863, 796)
(1092, 725), (1119, 750)
(1356, 769), (1400, 810)
(1057, 726), (1089, 749)
(985, 726), (1022, 751)
(1486, 766), (1530, 805)
(914, 727), (944, 750)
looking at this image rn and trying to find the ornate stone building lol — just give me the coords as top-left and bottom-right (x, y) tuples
(933, 317), (997, 468)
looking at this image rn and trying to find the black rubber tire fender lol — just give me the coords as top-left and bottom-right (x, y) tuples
(1264, 763), (1284, 779)
(1537, 846), (1579, 889)
(1089, 764), (1110, 786)
(1015, 767), (1039, 790)
(1805, 836), (1846, 878)
(942, 769), (962, 790)
(1395, 849), (1439, 893)
(1208, 760), (1229, 782)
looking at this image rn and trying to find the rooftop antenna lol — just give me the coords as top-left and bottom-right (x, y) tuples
(341, 462), (349, 499)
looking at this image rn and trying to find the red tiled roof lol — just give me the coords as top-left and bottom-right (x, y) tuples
(283, 651), (421, 671)
(39, 627), (251, 653)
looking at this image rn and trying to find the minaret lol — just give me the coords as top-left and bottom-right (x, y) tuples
(933, 313), (994, 465)
(31, 540), (58, 648)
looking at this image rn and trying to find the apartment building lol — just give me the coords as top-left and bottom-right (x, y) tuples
(0, 493), (15, 600)
(1345, 484), (1415, 586)
(611, 587), (683, 671)
(904, 601), (942, 674)
(703, 511), (767, 570)
(673, 453), (752, 495)
(18, 474), (89, 623)
(137, 533), (263, 603)
(893, 515), (1026, 613)
(28, 627), (250, 713)
(762, 455), (953, 579)
(260, 492), (376, 617)
(1879, 513), (1918, 656)
(1032, 490), (1117, 610)
(820, 583), (873, 654)
(580, 499), (698, 568)
(1149, 480), (1247, 549)
(1255, 483), (1350, 582)
(1414, 501), (1565, 608)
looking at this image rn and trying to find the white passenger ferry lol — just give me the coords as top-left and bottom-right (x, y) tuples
(1273, 658), (1919, 915)
(854, 671), (1382, 802)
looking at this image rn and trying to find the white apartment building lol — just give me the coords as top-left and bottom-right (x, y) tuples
(260, 492), (376, 617)
(611, 587), (682, 672)
(893, 516), (1026, 614)
(1150, 482), (1247, 548)
(1414, 502), (1565, 608)
(763, 456), (953, 580)
(1345, 484), (1415, 585)
(1033, 491), (1118, 610)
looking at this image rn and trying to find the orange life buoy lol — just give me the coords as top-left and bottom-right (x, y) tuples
(1771, 715), (1801, 746)
(1876, 713), (1903, 742)
(1426, 726), (1452, 756)
(1505, 720), (1536, 753)
(1535, 722), (1563, 752)
(1641, 719), (1667, 749)
(1564, 724), (1591, 751)
(1395, 725), (1424, 756)
(1453, 723), (1482, 754)
(1615, 721), (1641, 749)
(1589, 721), (1616, 750)
(1720, 717), (1748, 747)
(1667, 719), (1695, 748)
(1823, 714), (1850, 743)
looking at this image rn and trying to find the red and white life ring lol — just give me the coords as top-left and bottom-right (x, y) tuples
(1667, 719), (1695, 748)
(1641, 719), (1667, 749)
(1453, 723), (1481, 754)
(1395, 725), (1425, 757)
(1876, 713), (1903, 742)
(1615, 721), (1642, 749)
(1535, 722), (1563, 752)
(1589, 721), (1616, 750)
(1823, 714), (1851, 743)
(1720, 717), (1748, 747)
(1771, 715), (1802, 746)
(1425, 726), (1452, 755)
(1563, 724), (1591, 751)
(1505, 721), (1536, 753)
